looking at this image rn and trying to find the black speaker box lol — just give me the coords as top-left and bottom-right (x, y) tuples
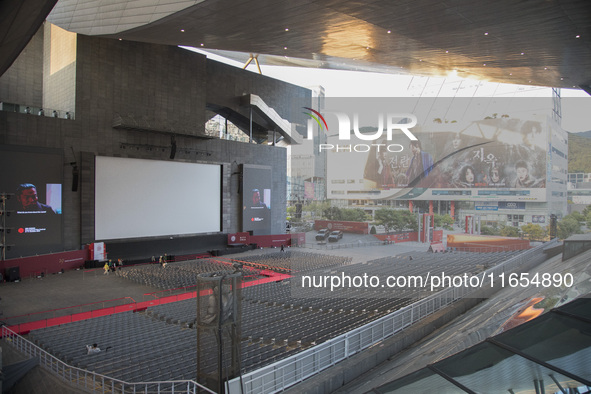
(7, 266), (20, 282)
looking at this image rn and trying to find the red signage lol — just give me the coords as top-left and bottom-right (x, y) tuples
(314, 220), (369, 234)
(228, 232), (250, 245)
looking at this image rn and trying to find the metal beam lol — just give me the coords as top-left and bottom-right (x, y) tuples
(487, 339), (591, 387)
(427, 365), (476, 394)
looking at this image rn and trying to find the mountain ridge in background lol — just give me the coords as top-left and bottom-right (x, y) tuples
(568, 131), (591, 173)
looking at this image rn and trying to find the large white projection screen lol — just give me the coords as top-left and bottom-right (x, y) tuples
(95, 156), (221, 240)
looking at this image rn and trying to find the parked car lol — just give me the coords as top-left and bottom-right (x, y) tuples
(328, 230), (343, 242)
(315, 228), (330, 241)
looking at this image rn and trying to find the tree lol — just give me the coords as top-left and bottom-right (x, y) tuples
(306, 201), (330, 218)
(557, 217), (581, 239)
(323, 206), (342, 220)
(375, 209), (418, 233)
(433, 214), (454, 230)
(500, 225), (520, 238)
(569, 211), (585, 223)
(341, 208), (369, 222)
(375, 209), (396, 233)
(520, 223), (546, 241)
(481, 225), (499, 236)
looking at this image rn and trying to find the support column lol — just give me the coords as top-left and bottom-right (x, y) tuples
(429, 200), (434, 214)
(409, 201), (413, 213)
(450, 201), (455, 219)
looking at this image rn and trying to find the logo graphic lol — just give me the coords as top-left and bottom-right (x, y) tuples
(303, 107), (329, 132)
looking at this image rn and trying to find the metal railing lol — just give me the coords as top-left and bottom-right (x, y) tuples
(228, 239), (557, 393)
(305, 240), (386, 250)
(0, 326), (215, 394)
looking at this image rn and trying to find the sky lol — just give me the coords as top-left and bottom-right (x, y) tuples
(185, 47), (591, 134)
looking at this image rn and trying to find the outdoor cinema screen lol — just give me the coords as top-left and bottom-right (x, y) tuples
(95, 156), (221, 240)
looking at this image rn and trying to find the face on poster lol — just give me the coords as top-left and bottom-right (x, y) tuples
(0, 146), (63, 258)
(300, 97), (559, 202)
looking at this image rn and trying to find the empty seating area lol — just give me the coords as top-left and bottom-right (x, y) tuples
(219, 250), (353, 274)
(115, 258), (260, 290)
(26, 250), (520, 383)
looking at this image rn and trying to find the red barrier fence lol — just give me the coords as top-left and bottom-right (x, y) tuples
(314, 220), (369, 234)
(0, 249), (89, 278)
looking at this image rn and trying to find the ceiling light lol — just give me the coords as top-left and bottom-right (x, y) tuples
(387, 30), (391, 34)
(576, 35), (580, 38)
(509, 73), (512, 75)
(560, 77), (564, 80)
(200, 43), (204, 46)
(445, 50), (449, 53)
(285, 28), (289, 31)
(284, 46), (287, 49)
(484, 32), (489, 35)
(181, 29), (185, 32)
(544, 67), (547, 70)
(520, 52), (524, 55)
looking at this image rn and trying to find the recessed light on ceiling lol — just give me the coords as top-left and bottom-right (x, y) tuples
(285, 28), (289, 31)
(576, 35), (581, 38)
(200, 43), (204, 46)
(544, 67), (547, 70)
(483, 63), (486, 66)
(560, 77), (564, 80)
(181, 29), (185, 32)
(520, 52), (524, 55)
(387, 30), (391, 34)
(445, 50), (449, 53)
(284, 47), (287, 50)
(509, 73), (512, 75)
(484, 32), (489, 35)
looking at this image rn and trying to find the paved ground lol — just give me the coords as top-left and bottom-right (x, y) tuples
(0, 239), (429, 325)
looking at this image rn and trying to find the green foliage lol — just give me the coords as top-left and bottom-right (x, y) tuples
(375, 209), (418, 233)
(569, 133), (591, 173)
(323, 206), (342, 220)
(433, 214), (454, 230)
(306, 201), (330, 217)
(500, 225), (520, 238)
(569, 211), (585, 223)
(557, 215), (582, 239)
(481, 225), (500, 236)
(341, 208), (369, 222)
(520, 223), (547, 241)
(374, 209), (395, 233)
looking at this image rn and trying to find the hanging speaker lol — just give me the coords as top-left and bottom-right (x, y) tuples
(72, 165), (79, 192)
(170, 135), (177, 159)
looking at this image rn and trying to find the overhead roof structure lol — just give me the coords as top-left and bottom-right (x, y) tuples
(2, 1), (591, 93)
(41, 0), (591, 92)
